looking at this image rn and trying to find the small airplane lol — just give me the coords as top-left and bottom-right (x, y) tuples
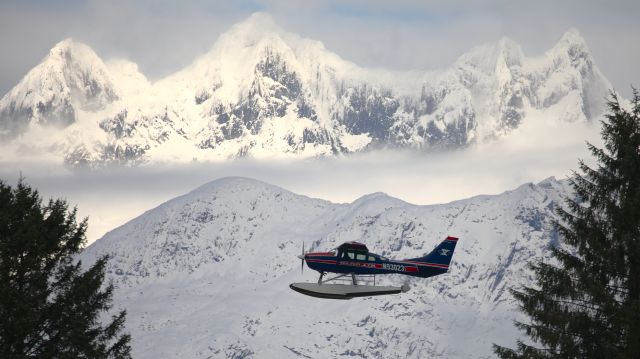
(290, 236), (458, 299)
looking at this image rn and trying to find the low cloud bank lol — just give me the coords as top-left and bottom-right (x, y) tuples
(0, 118), (602, 244)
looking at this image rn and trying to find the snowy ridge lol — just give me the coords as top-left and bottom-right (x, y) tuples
(81, 176), (572, 358)
(0, 13), (611, 166)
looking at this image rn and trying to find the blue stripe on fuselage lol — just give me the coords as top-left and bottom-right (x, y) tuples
(304, 255), (447, 278)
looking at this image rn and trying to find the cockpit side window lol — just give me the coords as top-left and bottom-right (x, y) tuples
(346, 251), (355, 259)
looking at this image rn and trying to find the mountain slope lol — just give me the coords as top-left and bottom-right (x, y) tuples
(80, 176), (571, 358)
(0, 13), (611, 166)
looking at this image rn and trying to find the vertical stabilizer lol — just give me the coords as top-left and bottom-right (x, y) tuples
(407, 236), (458, 268)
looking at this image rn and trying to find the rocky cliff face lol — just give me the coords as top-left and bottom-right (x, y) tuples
(80, 176), (571, 358)
(0, 14), (611, 166)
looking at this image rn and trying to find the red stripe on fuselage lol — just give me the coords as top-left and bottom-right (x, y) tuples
(401, 260), (449, 268)
(305, 252), (335, 256)
(306, 258), (446, 271)
(305, 259), (337, 265)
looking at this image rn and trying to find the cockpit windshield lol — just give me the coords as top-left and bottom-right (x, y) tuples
(342, 251), (355, 259)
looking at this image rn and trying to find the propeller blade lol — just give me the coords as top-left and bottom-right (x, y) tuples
(301, 242), (305, 274)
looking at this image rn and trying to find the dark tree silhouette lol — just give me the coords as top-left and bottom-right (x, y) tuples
(0, 179), (131, 358)
(494, 89), (640, 358)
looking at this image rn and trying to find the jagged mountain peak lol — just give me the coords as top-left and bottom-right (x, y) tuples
(197, 12), (303, 64)
(38, 38), (116, 92)
(218, 12), (330, 55)
(223, 12), (284, 43)
(455, 36), (524, 72)
(1, 38), (114, 102)
(545, 28), (595, 66)
(194, 12), (351, 82)
(0, 38), (117, 137)
(162, 13), (321, 106)
(555, 28), (589, 50)
(47, 38), (102, 64)
(547, 28), (593, 63)
(0, 16), (612, 165)
(538, 28), (610, 121)
(496, 37), (526, 67)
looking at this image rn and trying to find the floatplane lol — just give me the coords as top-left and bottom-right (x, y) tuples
(290, 236), (458, 299)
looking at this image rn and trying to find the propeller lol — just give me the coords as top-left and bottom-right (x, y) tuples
(298, 242), (305, 274)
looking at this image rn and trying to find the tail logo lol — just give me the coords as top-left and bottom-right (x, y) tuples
(438, 249), (451, 256)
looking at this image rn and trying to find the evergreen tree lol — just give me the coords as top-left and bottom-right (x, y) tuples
(494, 89), (640, 358)
(0, 179), (131, 358)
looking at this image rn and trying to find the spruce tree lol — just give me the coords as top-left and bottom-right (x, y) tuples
(494, 89), (640, 358)
(0, 179), (131, 358)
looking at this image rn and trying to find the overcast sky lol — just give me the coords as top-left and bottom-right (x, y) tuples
(1, 0), (639, 97)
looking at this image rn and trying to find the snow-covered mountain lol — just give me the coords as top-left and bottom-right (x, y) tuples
(0, 39), (118, 137)
(0, 13), (610, 166)
(80, 176), (571, 358)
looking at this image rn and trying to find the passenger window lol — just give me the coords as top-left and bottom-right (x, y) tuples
(368, 256), (376, 262)
(356, 253), (367, 261)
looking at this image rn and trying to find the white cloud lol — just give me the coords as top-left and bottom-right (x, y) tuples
(0, 117), (603, 245)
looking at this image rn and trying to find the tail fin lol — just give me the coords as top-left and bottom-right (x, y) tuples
(409, 236), (458, 268)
